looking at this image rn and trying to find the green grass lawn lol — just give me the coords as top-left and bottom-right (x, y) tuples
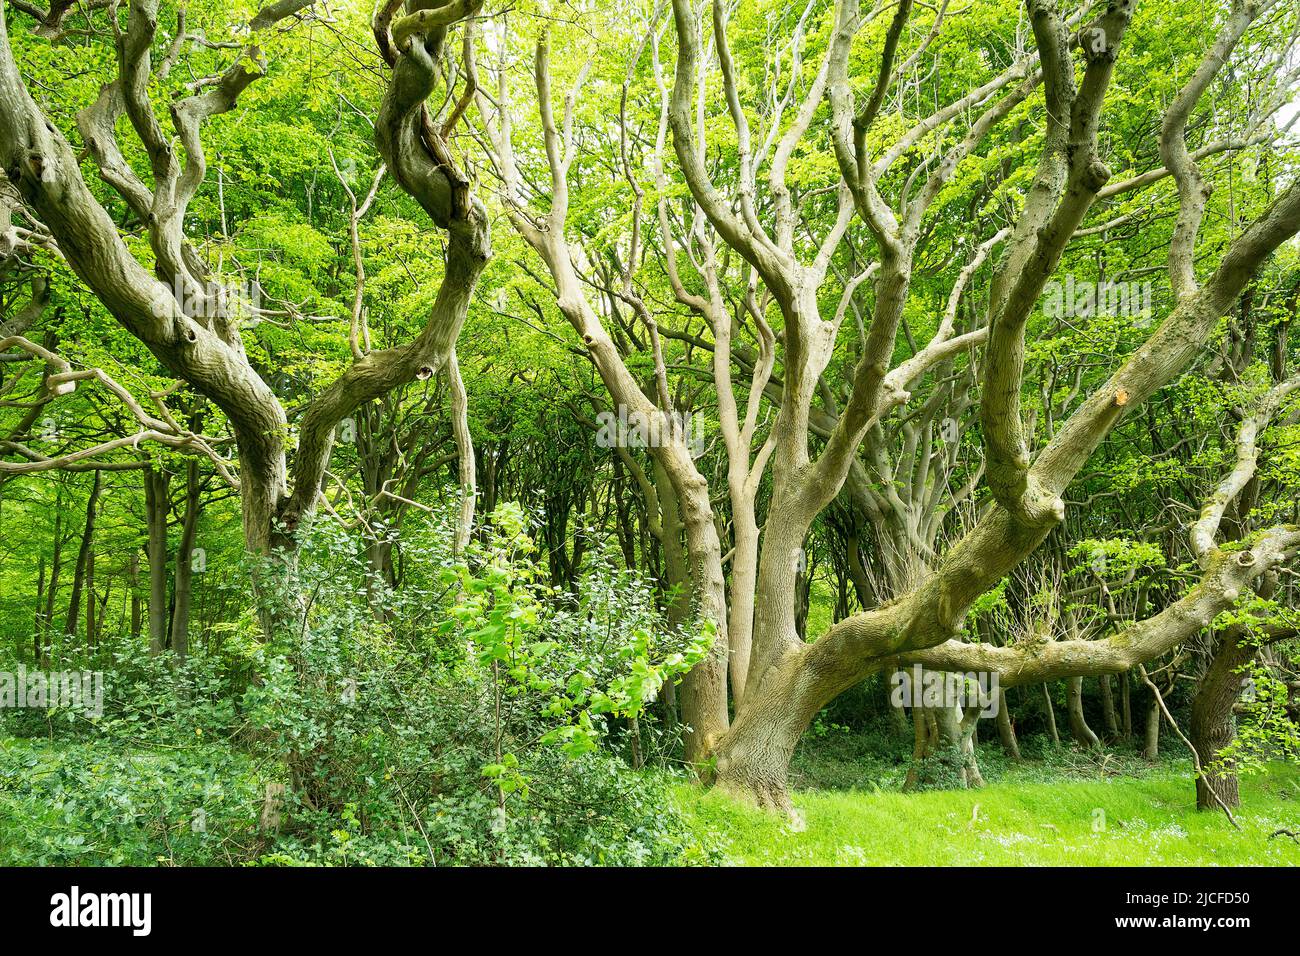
(677, 762), (1300, 866)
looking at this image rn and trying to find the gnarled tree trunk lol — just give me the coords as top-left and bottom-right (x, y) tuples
(904, 701), (984, 791)
(1189, 634), (1254, 810)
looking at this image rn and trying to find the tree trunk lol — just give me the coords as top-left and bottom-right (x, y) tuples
(904, 704), (935, 791)
(366, 537), (396, 620)
(1067, 675), (1100, 748)
(1143, 694), (1161, 760)
(144, 466), (170, 655)
(128, 551), (143, 641)
(65, 470), (102, 638)
(1099, 674), (1119, 740)
(33, 553), (45, 667)
(996, 687), (1021, 760)
(670, 466), (730, 763)
(794, 562), (812, 641)
(744, 506), (807, 693)
(1120, 673), (1132, 739)
(170, 460), (201, 661)
(1189, 635), (1254, 810)
(961, 710), (985, 788)
(726, 506), (759, 705)
(41, 485), (64, 661)
(905, 701), (984, 791)
(655, 459), (690, 733)
(1042, 682), (1061, 746)
(887, 672), (911, 737)
(85, 547), (96, 648)
(711, 647), (825, 813)
(845, 531), (876, 610)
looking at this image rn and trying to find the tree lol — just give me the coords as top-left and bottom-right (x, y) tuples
(0, 0), (487, 630)
(655, 0), (1300, 810)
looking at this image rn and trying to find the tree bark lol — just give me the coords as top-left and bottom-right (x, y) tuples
(1042, 683), (1060, 746)
(41, 483), (63, 660)
(169, 459), (201, 660)
(33, 552), (45, 666)
(904, 700), (984, 791)
(655, 458), (690, 732)
(1120, 672), (1132, 739)
(1189, 634), (1253, 810)
(887, 672), (911, 737)
(1099, 674), (1119, 740)
(144, 465), (170, 655)
(64, 469), (102, 638)
(1143, 694), (1161, 760)
(996, 687), (1021, 760)
(1067, 675), (1100, 748)
(128, 550), (143, 640)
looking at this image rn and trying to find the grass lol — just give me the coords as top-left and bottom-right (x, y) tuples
(8, 716), (1300, 867)
(677, 762), (1300, 866)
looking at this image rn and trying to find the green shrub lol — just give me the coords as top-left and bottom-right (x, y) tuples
(1, 504), (720, 866)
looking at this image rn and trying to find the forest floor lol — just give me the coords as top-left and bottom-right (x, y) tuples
(6, 720), (1299, 865)
(678, 761), (1300, 866)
